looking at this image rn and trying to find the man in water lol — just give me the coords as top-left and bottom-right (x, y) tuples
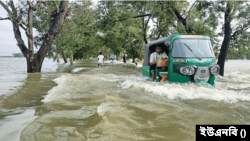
(110, 53), (116, 63)
(97, 52), (104, 67)
(123, 54), (127, 65)
(150, 46), (168, 81)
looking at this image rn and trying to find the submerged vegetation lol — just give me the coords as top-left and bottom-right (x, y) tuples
(0, 0), (249, 75)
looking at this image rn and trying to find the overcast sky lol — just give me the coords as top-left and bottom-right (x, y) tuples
(0, 0), (99, 56)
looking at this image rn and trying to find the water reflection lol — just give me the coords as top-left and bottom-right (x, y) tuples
(3, 73), (57, 109)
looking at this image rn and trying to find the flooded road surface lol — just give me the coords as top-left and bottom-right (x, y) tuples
(1, 58), (250, 141)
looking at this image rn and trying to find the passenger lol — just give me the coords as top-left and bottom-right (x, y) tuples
(150, 46), (168, 81)
(97, 52), (104, 67)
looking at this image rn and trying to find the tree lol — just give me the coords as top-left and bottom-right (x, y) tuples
(197, 1), (250, 76)
(95, 1), (172, 61)
(0, 0), (69, 73)
(54, 1), (99, 65)
(95, 1), (144, 61)
(164, 0), (250, 76)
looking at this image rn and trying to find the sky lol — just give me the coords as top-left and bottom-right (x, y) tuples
(0, 4), (23, 56)
(0, 0), (99, 56)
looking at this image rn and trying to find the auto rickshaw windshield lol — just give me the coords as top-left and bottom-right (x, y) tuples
(172, 39), (215, 58)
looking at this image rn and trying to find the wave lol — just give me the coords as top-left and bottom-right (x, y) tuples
(42, 70), (250, 104)
(118, 75), (250, 103)
(42, 75), (69, 103)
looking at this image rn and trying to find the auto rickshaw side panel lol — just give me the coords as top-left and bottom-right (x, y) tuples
(142, 66), (151, 78)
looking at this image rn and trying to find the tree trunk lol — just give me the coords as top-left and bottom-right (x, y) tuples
(217, 3), (233, 76)
(73, 52), (78, 60)
(132, 52), (135, 63)
(0, 1), (69, 73)
(117, 53), (122, 61)
(138, 44), (144, 59)
(62, 51), (67, 63)
(56, 53), (60, 62)
(142, 15), (151, 44)
(171, 5), (192, 33)
(26, 55), (43, 73)
(0, 1), (29, 57)
(70, 54), (73, 66)
(131, 43), (135, 63)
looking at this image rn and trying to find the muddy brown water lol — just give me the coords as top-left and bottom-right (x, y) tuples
(0, 57), (250, 141)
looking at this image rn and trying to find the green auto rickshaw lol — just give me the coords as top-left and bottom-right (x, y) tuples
(142, 34), (219, 86)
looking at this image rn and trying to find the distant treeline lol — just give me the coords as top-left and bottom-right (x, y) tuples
(12, 53), (24, 57)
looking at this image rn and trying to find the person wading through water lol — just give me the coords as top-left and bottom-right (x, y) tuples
(123, 54), (127, 66)
(97, 52), (104, 67)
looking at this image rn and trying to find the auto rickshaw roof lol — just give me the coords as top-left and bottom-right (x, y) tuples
(145, 34), (210, 49)
(145, 35), (173, 49)
(142, 34), (210, 66)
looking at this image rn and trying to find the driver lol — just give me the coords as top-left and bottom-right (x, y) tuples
(150, 46), (168, 81)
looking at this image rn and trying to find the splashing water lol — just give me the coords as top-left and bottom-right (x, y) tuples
(1, 59), (250, 141)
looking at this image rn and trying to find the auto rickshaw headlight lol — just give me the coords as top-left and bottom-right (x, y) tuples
(210, 65), (220, 75)
(180, 66), (196, 75)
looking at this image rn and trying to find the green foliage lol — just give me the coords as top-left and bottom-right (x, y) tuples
(54, 1), (99, 59)
(196, 1), (250, 59)
(31, 1), (250, 61)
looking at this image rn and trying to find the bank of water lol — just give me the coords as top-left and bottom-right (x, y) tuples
(0, 58), (250, 141)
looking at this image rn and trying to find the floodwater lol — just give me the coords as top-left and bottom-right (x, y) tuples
(0, 57), (250, 141)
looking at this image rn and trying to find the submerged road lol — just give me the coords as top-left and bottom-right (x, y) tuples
(1, 58), (250, 141)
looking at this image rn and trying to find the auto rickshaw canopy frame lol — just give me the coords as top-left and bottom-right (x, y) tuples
(143, 34), (211, 66)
